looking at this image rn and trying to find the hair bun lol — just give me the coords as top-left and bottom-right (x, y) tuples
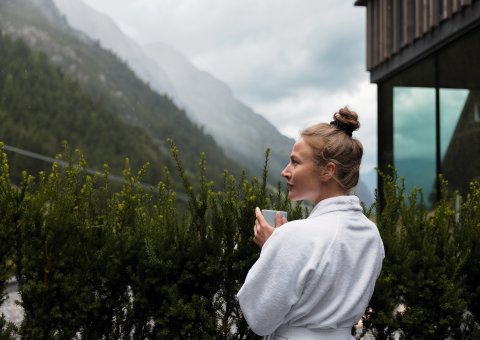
(331, 107), (360, 136)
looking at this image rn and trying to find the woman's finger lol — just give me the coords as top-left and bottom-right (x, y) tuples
(255, 207), (270, 227)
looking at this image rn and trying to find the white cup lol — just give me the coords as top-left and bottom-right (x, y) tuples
(261, 209), (288, 228)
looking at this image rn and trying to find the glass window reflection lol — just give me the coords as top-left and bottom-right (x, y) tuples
(439, 89), (469, 159)
(393, 86), (436, 205)
(441, 89), (480, 195)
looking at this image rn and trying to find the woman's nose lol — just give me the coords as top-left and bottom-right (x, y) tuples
(281, 164), (290, 178)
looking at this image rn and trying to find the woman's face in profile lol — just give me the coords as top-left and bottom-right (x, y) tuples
(281, 138), (324, 204)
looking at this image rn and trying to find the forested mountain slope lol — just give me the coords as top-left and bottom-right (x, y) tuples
(0, 0), (242, 185)
(0, 34), (172, 185)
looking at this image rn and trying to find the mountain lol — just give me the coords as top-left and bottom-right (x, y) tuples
(52, 0), (294, 179)
(354, 171), (376, 207)
(0, 33), (172, 185)
(0, 0), (242, 186)
(50, 0), (178, 103)
(395, 158), (437, 206)
(142, 42), (295, 179)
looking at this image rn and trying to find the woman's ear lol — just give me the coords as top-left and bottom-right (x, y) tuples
(320, 162), (336, 182)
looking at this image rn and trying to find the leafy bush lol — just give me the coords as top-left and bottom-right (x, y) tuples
(359, 168), (480, 339)
(0, 142), (303, 339)
(1, 146), (479, 339)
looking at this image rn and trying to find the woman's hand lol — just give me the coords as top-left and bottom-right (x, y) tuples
(253, 207), (288, 248)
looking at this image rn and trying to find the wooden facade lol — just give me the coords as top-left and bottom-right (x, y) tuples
(358, 0), (476, 71)
(355, 0), (480, 202)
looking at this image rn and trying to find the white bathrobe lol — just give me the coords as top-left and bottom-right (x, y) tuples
(237, 195), (384, 339)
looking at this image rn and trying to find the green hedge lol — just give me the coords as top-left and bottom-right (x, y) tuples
(360, 168), (480, 339)
(0, 142), (303, 339)
(1, 144), (479, 339)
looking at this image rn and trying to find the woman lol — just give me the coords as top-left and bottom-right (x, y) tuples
(237, 107), (384, 339)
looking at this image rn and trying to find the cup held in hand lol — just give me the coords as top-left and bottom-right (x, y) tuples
(261, 209), (288, 228)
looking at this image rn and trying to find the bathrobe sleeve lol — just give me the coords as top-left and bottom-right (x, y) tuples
(236, 221), (333, 336)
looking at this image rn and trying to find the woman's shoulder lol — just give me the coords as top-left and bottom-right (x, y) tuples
(268, 215), (340, 248)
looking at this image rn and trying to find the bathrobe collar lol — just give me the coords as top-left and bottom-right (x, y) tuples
(309, 195), (362, 218)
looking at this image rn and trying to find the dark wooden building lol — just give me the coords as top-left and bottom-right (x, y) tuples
(355, 0), (480, 205)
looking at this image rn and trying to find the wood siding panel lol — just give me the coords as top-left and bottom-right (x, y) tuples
(415, 0), (423, 38)
(386, 0), (393, 59)
(379, 0), (384, 62)
(405, 0), (415, 44)
(372, 0), (379, 67)
(452, 0), (460, 13)
(430, 0), (440, 27)
(392, 0), (402, 53)
(423, 0), (430, 34)
(363, 0), (476, 71)
(442, 0), (452, 21)
(367, 0), (373, 69)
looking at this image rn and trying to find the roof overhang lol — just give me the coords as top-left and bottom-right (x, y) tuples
(370, 3), (480, 83)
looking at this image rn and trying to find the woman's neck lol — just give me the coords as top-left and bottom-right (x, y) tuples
(312, 181), (348, 205)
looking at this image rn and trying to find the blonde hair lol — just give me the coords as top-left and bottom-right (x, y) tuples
(301, 107), (363, 191)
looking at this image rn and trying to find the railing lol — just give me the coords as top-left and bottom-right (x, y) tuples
(2, 143), (189, 201)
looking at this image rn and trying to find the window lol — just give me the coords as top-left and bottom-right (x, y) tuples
(438, 28), (480, 195)
(378, 27), (480, 204)
(439, 89), (469, 160)
(394, 87), (437, 205)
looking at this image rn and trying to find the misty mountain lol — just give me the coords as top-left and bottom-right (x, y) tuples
(395, 158), (437, 206)
(51, 0), (178, 102)
(355, 170), (376, 207)
(0, 0), (243, 186)
(52, 0), (295, 179)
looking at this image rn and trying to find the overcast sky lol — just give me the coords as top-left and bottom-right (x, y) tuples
(81, 0), (377, 175)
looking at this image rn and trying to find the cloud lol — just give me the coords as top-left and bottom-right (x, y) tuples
(186, 1), (368, 103)
(252, 80), (378, 173)
(393, 87), (436, 159)
(82, 0), (367, 97)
